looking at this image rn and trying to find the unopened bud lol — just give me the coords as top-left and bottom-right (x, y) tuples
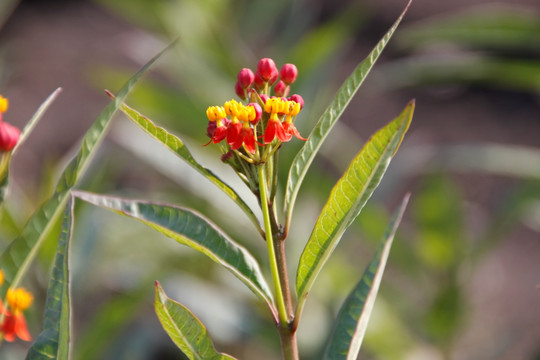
(0, 122), (20, 152)
(288, 94), (304, 109)
(254, 73), (265, 92)
(280, 63), (298, 84)
(235, 82), (246, 100)
(259, 94), (269, 105)
(257, 58), (278, 82)
(274, 80), (289, 97)
(247, 103), (262, 124)
(237, 68), (255, 88)
(206, 120), (217, 138)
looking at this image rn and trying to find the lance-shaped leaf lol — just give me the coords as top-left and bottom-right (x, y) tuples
(26, 195), (74, 360)
(74, 191), (276, 320)
(295, 101), (414, 319)
(0, 87), (62, 203)
(154, 282), (238, 360)
(108, 94), (262, 235)
(284, 1), (411, 229)
(324, 194), (410, 360)
(0, 41), (174, 293)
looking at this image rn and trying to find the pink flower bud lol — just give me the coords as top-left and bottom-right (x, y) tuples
(257, 58), (278, 82)
(0, 122), (20, 152)
(221, 151), (233, 163)
(206, 120), (216, 138)
(248, 103), (262, 124)
(269, 70), (279, 85)
(259, 94), (269, 105)
(254, 73), (265, 92)
(288, 94), (304, 109)
(280, 63), (298, 84)
(235, 82), (246, 100)
(237, 68), (255, 88)
(274, 80), (289, 97)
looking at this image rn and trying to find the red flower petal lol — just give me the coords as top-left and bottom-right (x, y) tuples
(227, 122), (242, 147)
(1, 312), (16, 342)
(14, 313), (31, 342)
(242, 128), (257, 154)
(283, 122), (307, 141)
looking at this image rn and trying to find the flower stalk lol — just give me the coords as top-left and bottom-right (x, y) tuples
(258, 165), (299, 360)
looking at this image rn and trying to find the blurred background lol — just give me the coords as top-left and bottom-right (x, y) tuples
(0, 0), (539, 359)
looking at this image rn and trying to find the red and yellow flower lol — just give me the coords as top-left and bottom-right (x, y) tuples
(0, 270), (33, 345)
(204, 58), (306, 162)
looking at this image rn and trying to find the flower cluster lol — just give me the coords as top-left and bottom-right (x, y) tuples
(0, 269), (33, 346)
(0, 96), (20, 152)
(206, 58), (305, 163)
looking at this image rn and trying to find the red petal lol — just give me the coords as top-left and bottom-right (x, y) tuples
(1, 313), (16, 342)
(276, 121), (291, 142)
(212, 126), (228, 143)
(14, 314), (31, 341)
(283, 122), (307, 141)
(227, 122), (242, 147)
(242, 128), (256, 154)
(264, 120), (277, 144)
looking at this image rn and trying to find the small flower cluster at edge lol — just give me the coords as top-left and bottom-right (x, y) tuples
(0, 95), (20, 153)
(0, 269), (34, 346)
(205, 58), (306, 160)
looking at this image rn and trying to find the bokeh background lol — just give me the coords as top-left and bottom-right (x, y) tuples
(0, 0), (539, 359)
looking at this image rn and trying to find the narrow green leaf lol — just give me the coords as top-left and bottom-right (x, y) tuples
(284, 1), (411, 228)
(324, 194), (410, 360)
(0, 41), (174, 293)
(74, 191), (276, 320)
(14, 88), (63, 155)
(109, 95), (262, 234)
(296, 101), (414, 318)
(0, 88), (62, 203)
(154, 282), (238, 360)
(26, 195), (74, 360)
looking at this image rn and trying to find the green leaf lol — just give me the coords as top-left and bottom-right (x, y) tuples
(154, 282), (238, 360)
(109, 95), (262, 235)
(0, 87), (62, 203)
(75, 282), (149, 360)
(296, 101), (414, 318)
(0, 41), (174, 293)
(284, 1), (411, 229)
(26, 195), (74, 360)
(74, 191), (276, 319)
(324, 194), (410, 360)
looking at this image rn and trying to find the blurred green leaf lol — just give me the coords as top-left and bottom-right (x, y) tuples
(110, 94), (262, 235)
(324, 194), (409, 360)
(413, 176), (463, 270)
(74, 191), (276, 320)
(378, 55), (540, 92)
(284, 1), (411, 229)
(0, 41), (173, 296)
(296, 100), (414, 319)
(289, 2), (368, 75)
(0, 88), (62, 203)
(26, 196), (73, 360)
(154, 281), (238, 360)
(398, 5), (540, 51)
(425, 282), (463, 343)
(75, 283), (149, 360)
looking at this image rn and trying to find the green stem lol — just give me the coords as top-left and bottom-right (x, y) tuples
(258, 165), (299, 360)
(258, 165), (288, 324)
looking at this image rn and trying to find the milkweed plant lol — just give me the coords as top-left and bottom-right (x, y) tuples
(0, 2), (415, 359)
